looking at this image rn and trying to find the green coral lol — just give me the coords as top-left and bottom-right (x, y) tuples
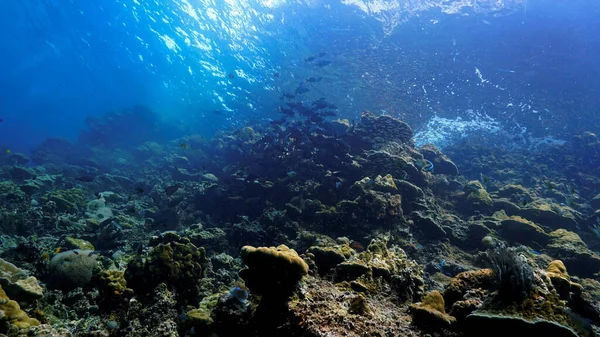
(124, 232), (207, 304)
(44, 188), (86, 213)
(465, 180), (493, 212)
(0, 285), (40, 330)
(333, 238), (424, 303)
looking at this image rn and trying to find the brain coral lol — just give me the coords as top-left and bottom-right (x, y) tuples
(49, 250), (98, 290)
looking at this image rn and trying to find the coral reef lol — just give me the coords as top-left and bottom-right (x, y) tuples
(1, 108), (600, 336)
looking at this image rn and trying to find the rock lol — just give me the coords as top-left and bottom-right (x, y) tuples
(7, 153), (30, 165)
(201, 173), (219, 183)
(412, 211), (447, 239)
(591, 194), (600, 211)
(496, 184), (533, 204)
(9, 166), (36, 180)
(499, 216), (551, 245)
(328, 119), (351, 136)
(19, 181), (41, 195)
(518, 203), (578, 231)
(333, 261), (370, 282)
(358, 111), (414, 145)
(307, 244), (354, 276)
(546, 229), (600, 278)
(98, 191), (124, 204)
(492, 199), (521, 215)
(467, 222), (493, 244)
(173, 167), (202, 181)
(464, 312), (578, 337)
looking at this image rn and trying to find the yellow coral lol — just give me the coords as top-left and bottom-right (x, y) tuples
(0, 286), (39, 329)
(409, 290), (456, 330)
(241, 244), (308, 278)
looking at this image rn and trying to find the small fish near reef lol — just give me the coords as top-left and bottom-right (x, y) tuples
(228, 285), (249, 306)
(414, 158), (434, 172)
(178, 142), (190, 149)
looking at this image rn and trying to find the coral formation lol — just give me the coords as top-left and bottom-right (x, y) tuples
(239, 244), (308, 304)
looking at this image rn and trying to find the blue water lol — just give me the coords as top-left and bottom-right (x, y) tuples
(0, 0), (598, 154)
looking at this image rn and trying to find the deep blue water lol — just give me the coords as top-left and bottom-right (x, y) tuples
(0, 0), (598, 154)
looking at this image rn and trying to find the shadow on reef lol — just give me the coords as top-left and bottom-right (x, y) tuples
(0, 106), (599, 336)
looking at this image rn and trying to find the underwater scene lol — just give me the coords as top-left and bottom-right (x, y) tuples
(1, 0), (600, 336)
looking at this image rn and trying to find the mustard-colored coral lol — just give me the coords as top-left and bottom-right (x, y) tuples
(409, 290), (456, 330)
(240, 244), (308, 302)
(0, 286), (40, 329)
(241, 245), (308, 280)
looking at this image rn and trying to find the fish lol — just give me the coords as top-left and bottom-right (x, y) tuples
(278, 106), (294, 116)
(350, 241), (363, 251)
(273, 72), (280, 78)
(287, 171), (297, 178)
(312, 98), (330, 110)
(316, 60), (331, 67)
(228, 73), (235, 79)
(295, 85), (310, 95)
(0, 119), (3, 123)
(134, 186), (144, 194)
(306, 76), (323, 83)
(213, 109), (223, 115)
(317, 51), (327, 57)
(5, 149), (10, 154)
(544, 180), (555, 190)
(305, 56), (316, 62)
(178, 142), (190, 149)
(228, 285), (249, 305)
(496, 68), (516, 73)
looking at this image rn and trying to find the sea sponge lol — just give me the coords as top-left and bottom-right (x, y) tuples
(409, 290), (456, 330)
(239, 245), (308, 303)
(49, 250), (98, 290)
(0, 285), (40, 329)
